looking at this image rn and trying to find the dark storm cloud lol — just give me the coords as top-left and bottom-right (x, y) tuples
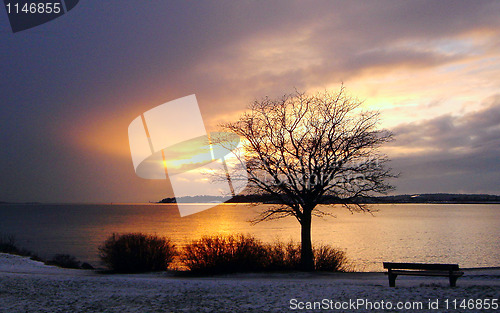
(190, 0), (500, 113)
(392, 95), (500, 152)
(388, 95), (500, 194)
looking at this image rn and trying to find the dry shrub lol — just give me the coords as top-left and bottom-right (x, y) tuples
(181, 234), (353, 274)
(181, 234), (267, 274)
(46, 254), (81, 269)
(99, 233), (176, 273)
(313, 244), (353, 272)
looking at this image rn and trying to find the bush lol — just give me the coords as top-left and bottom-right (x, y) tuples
(99, 233), (176, 273)
(181, 234), (268, 274)
(263, 241), (301, 271)
(0, 234), (18, 254)
(81, 262), (94, 270)
(46, 254), (81, 269)
(180, 234), (352, 274)
(0, 234), (41, 261)
(313, 245), (353, 272)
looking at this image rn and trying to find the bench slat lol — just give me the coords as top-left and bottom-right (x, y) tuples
(383, 262), (459, 271)
(388, 270), (464, 277)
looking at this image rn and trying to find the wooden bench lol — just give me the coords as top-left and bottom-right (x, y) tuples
(383, 262), (464, 287)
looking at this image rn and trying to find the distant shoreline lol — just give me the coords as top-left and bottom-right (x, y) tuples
(159, 193), (500, 205)
(2, 193), (500, 205)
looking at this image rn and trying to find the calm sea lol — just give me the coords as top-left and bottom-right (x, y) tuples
(0, 203), (498, 271)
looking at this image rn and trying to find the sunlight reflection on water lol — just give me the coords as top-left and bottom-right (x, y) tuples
(0, 203), (498, 271)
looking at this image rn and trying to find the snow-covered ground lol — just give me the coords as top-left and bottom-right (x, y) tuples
(0, 253), (499, 312)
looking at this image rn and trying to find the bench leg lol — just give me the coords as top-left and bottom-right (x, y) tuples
(388, 274), (397, 287)
(449, 276), (458, 287)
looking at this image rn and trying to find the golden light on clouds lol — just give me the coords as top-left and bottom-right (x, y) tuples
(6, 1), (496, 203)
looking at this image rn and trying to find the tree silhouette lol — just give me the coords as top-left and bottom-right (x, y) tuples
(221, 86), (395, 271)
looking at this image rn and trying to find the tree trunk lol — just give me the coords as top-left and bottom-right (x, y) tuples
(300, 210), (314, 271)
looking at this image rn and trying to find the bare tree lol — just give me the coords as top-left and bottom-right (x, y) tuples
(221, 86), (395, 271)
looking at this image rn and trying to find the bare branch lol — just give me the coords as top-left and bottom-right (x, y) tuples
(220, 86), (395, 224)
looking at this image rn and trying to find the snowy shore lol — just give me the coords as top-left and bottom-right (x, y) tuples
(1, 253), (499, 312)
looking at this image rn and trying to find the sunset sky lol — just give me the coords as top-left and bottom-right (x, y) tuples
(1, 1), (499, 203)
